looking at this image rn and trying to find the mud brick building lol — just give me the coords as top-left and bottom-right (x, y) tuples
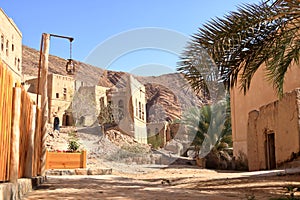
(231, 63), (300, 171)
(0, 8), (22, 83)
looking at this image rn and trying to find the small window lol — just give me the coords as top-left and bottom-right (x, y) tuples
(1, 35), (4, 51)
(12, 44), (14, 52)
(17, 58), (20, 71)
(6, 40), (9, 56)
(135, 99), (138, 117)
(56, 93), (59, 98)
(138, 102), (141, 119)
(141, 103), (145, 120)
(63, 88), (67, 100)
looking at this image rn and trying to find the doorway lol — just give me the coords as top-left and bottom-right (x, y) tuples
(63, 113), (73, 126)
(266, 133), (276, 169)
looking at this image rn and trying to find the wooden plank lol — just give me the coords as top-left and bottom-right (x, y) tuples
(24, 103), (36, 178)
(0, 63), (4, 181)
(2, 65), (13, 181)
(10, 86), (21, 183)
(0, 62), (4, 181)
(47, 161), (82, 169)
(6, 69), (13, 181)
(3, 66), (8, 181)
(47, 152), (81, 158)
(46, 161), (82, 169)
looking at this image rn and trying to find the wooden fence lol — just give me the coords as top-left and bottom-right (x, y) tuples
(18, 89), (42, 178)
(0, 60), (42, 182)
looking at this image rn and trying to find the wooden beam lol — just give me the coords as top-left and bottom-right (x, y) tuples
(40, 33), (50, 176)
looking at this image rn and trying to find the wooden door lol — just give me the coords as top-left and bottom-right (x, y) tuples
(266, 133), (276, 169)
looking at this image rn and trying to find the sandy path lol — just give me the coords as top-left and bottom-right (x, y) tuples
(24, 175), (223, 200)
(41, 127), (300, 200)
(24, 166), (300, 200)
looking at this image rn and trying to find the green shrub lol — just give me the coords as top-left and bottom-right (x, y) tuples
(148, 134), (163, 149)
(68, 140), (80, 152)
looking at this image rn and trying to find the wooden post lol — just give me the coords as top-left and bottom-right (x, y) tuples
(45, 150), (48, 170)
(82, 150), (87, 168)
(40, 33), (50, 176)
(34, 108), (41, 176)
(10, 87), (21, 184)
(25, 104), (36, 178)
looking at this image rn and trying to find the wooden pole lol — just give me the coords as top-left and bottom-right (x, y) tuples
(40, 33), (50, 176)
(10, 86), (21, 184)
(36, 35), (44, 106)
(24, 104), (36, 178)
(81, 150), (87, 168)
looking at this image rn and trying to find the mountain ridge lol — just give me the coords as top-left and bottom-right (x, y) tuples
(22, 45), (205, 122)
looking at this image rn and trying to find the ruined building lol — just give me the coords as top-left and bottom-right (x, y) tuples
(72, 85), (110, 127)
(107, 74), (148, 144)
(25, 70), (148, 144)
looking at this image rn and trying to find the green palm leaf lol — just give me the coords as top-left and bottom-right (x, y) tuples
(178, 0), (300, 97)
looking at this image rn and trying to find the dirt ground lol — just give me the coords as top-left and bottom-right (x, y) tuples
(24, 165), (300, 200)
(32, 127), (300, 200)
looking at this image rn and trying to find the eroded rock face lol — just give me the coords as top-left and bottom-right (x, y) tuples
(145, 83), (181, 122)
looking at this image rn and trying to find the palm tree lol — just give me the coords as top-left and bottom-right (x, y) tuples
(181, 95), (232, 157)
(178, 0), (300, 96)
(181, 105), (210, 150)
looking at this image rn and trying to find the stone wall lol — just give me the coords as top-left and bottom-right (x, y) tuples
(130, 75), (147, 144)
(247, 89), (300, 171)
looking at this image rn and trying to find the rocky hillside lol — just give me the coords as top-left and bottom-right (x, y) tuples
(22, 45), (106, 86)
(22, 45), (206, 122)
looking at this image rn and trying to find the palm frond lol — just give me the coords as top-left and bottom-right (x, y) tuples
(178, 0), (300, 96)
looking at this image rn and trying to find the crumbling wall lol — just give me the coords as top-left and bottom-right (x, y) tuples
(247, 89), (300, 171)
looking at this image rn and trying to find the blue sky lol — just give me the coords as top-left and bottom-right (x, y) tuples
(1, 0), (260, 76)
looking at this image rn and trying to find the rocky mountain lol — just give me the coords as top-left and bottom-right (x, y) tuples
(22, 45), (206, 122)
(22, 45), (106, 86)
